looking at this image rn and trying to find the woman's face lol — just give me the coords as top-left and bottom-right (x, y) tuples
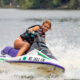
(42, 23), (50, 32)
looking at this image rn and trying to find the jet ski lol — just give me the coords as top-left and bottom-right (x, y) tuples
(0, 31), (65, 76)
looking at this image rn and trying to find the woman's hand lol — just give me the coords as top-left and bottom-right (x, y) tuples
(28, 29), (33, 33)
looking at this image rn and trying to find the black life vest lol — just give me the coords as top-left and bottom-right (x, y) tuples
(20, 25), (45, 44)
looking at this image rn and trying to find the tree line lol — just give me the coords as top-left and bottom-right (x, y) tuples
(0, 0), (80, 9)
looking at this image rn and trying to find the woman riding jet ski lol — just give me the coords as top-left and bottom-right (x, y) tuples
(1, 20), (54, 59)
(0, 20), (65, 75)
(14, 20), (51, 57)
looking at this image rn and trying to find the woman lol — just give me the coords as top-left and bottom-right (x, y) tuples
(14, 20), (52, 57)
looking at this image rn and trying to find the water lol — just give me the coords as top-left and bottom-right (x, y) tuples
(0, 9), (80, 80)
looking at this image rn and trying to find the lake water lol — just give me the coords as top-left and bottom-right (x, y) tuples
(0, 9), (80, 80)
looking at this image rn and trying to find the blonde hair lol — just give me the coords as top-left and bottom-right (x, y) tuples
(42, 20), (52, 29)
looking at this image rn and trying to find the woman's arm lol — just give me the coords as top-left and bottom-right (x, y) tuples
(28, 26), (40, 32)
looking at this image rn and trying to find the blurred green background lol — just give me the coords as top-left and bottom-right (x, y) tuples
(0, 0), (80, 9)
